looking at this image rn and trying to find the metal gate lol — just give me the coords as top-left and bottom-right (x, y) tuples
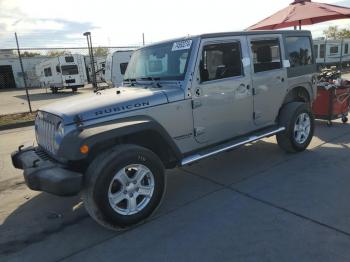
(0, 65), (16, 89)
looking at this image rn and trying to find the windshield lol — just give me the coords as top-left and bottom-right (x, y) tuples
(124, 39), (193, 81)
(61, 65), (79, 75)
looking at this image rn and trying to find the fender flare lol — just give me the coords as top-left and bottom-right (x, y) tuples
(58, 116), (182, 161)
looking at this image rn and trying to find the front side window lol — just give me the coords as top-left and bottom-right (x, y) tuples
(251, 39), (281, 73)
(61, 65), (79, 75)
(286, 37), (313, 67)
(200, 42), (242, 82)
(124, 40), (193, 81)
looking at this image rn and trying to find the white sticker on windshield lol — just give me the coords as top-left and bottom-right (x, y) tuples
(172, 40), (192, 51)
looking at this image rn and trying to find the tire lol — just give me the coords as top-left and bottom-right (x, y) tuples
(82, 144), (165, 230)
(342, 116), (348, 123)
(276, 102), (314, 153)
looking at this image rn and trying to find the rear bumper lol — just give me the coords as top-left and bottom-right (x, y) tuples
(11, 146), (82, 196)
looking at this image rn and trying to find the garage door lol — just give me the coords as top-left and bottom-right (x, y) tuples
(0, 65), (16, 89)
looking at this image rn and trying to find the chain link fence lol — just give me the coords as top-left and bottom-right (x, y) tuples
(0, 46), (138, 115)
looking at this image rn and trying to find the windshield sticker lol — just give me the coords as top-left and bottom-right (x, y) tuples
(172, 40), (192, 51)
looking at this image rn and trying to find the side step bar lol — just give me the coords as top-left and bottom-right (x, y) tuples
(181, 126), (285, 166)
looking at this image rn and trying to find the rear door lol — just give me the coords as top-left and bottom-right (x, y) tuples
(247, 35), (287, 127)
(191, 36), (254, 144)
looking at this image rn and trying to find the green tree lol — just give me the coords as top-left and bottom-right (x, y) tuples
(21, 51), (41, 57)
(47, 50), (68, 57)
(93, 47), (109, 57)
(323, 26), (350, 39)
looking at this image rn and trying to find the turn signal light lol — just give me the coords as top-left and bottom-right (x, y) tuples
(80, 145), (89, 154)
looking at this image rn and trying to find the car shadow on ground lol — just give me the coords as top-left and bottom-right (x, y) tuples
(1, 122), (350, 258)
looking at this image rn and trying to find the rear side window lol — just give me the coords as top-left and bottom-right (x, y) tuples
(286, 37), (313, 67)
(251, 39), (281, 73)
(200, 42), (243, 82)
(120, 63), (128, 75)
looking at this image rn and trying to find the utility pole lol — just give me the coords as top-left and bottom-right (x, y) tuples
(142, 33), (145, 46)
(15, 32), (32, 113)
(83, 32), (97, 91)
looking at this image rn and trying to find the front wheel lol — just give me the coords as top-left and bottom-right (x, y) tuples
(82, 144), (165, 229)
(276, 102), (314, 153)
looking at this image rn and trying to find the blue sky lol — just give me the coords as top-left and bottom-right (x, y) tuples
(0, 0), (349, 48)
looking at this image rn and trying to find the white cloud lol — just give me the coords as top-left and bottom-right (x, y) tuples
(0, 0), (350, 47)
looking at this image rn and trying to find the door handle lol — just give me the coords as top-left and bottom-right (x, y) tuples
(195, 88), (201, 96)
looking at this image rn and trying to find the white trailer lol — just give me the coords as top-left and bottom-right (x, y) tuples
(35, 54), (87, 93)
(313, 39), (350, 68)
(104, 50), (133, 87)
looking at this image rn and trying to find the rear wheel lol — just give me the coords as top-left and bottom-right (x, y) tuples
(82, 144), (165, 230)
(277, 102), (314, 153)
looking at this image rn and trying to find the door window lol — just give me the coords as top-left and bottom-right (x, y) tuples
(200, 42), (243, 82)
(286, 37), (313, 67)
(251, 39), (281, 73)
(44, 67), (52, 77)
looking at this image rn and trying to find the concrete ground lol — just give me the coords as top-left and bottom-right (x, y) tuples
(0, 85), (96, 115)
(1, 118), (350, 261)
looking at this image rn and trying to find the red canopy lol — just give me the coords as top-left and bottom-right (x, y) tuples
(247, 0), (350, 30)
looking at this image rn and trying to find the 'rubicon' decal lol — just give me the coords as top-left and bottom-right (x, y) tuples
(95, 101), (150, 116)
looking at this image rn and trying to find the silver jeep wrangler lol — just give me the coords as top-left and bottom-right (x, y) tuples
(12, 30), (317, 229)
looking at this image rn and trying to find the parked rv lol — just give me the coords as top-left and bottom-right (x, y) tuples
(104, 50), (133, 87)
(313, 39), (350, 68)
(35, 54), (88, 93)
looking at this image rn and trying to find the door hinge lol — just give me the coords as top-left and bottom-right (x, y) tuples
(192, 100), (202, 109)
(194, 127), (206, 137)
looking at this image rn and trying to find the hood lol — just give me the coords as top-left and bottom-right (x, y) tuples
(40, 87), (171, 124)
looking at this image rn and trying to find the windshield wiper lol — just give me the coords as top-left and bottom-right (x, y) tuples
(139, 77), (162, 87)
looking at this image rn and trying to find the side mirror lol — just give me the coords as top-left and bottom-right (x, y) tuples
(283, 60), (291, 68)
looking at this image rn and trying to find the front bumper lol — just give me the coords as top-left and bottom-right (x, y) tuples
(11, 146), (82, 196)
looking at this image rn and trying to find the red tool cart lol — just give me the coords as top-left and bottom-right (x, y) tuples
(312, 83), (350, 126)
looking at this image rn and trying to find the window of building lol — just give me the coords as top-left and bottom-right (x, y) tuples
(65, 56), (74, 63)
(320, 44), (325, 59)
(200, 42), (242, 82)
(330, 46), (339, 55)
(345, 43), (349, 54)
(44, 67), (52, 77)
(314, 45), (319, 59)
(286, 37), (313, 67)
(251, 39), (281, 73)
(120, 63), (128, 75)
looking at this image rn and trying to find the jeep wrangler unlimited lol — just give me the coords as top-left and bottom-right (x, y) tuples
(12, 30), (317, 229)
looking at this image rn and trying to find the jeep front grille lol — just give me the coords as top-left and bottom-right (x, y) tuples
(35, 111), (61, 154)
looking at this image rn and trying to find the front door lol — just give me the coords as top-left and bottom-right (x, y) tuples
(247, 35), (287, 127)
(192, 36), (254, 144)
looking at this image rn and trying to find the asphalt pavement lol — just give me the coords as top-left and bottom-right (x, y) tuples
(1, 119), (350, 261)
